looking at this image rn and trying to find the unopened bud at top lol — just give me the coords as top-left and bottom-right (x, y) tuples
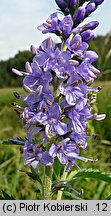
(81, 30), (94, 42)
(74, 7), (86, 26)
(55, 0), (69, 15)
(85, 3), (96, 14)
(55, 0), (77, 15)
(84, 21), (99, 30)
(92, 0), (104, 6)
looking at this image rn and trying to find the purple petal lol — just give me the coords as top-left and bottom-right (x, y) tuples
(55, 120), (67, 135)
(49, 144), (57, 157)
(40, 151), (54, 166)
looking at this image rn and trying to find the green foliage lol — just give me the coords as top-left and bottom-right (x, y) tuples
(74, 169), (111, 184)
(0, 191), (15, 200)
(0, 50), (33, 88)
(90, 33), (111, 81)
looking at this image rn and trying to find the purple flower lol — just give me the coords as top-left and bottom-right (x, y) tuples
(85, 3), (96, 14)
(55, 0), (68, 14)
(87, 113), (106, 121)
(34, 37), (63, 73)
(59, 82), (85, 106)
(24, 84), (54, 106)
(66, 35), (88, 57)
(69, 132), (90, 149)
(49, 138), (94, 171)
(73, 7), (86, 26)
(49, 138), (80, 165)
(38, 12), (59, 34)
(84, 21), (99, 30)
(32, 103), (68, 136)
(23, 61), (52, 91)
(59, 15), (73, 38)
(92, 0), (104, 6)
(76, 50), (99, 81)
(55, 0), (77, 15)
(12, 0), (105, 174)
(24, 134), (54, 172)
(68, 100), (90, 133)
(52, 51), (75, 79)
(81, 30), (94, 43)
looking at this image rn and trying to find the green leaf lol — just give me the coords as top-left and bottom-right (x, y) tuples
(0, 191), (15, 200)
(105, 194), (111, 200)
(53, 158), (63, 179)
(63, 191), (81, 200)
(2, 137), (26, 145)
(20, 167), (44, 196)
(30, 166), (43, 184)
(101, 140), (111, 145)
(74, 169), (111, 184)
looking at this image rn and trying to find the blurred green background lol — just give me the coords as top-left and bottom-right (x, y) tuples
(0, 34), (111, 199)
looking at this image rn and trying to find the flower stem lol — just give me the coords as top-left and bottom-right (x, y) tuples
(56, 167), (68, 200)
(43, 166), (53, 200)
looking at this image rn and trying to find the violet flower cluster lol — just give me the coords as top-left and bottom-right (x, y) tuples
(12, 0), (105, 172)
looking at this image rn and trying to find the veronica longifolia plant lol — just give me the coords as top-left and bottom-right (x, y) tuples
(12, 0), (105, 200)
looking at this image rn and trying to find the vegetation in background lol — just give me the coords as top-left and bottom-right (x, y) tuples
(0, 82), (111, 199)
(0, 51), (33, 88)
(0, 33), (111, 88)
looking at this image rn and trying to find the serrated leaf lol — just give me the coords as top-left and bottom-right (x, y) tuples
(74, 169), (111, 184)
(105, 194), (111, 200)
(1, 191), (15, 200)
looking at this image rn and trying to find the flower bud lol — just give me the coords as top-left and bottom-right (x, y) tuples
(55, 0), (68, 14)
(92, 0), (104, 6)
(55, 0), (77, 15)
(55, 0), (67, 9)
(25, 62), (32, 73)
(81, 30), (94, 42)
(74, 7), (86, 26)
(30, 45), (37, 54)
(86, 3), (96, 14)
(68, 0), (77, 6)
(84, 21), (99, 30)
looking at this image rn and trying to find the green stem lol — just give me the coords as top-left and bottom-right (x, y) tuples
(56, 167), (68, 200)
(43, 138), (55, 200)
(43, 166), (53, 200)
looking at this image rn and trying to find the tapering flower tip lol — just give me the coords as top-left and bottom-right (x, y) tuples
(69, 59), (79, 66)
(67, 0), (77, 7)
(95, 114), (106, 121)
(81, 30), (94, 42)
(87, 113), (106, 120)
(85, 3), (96, 14)
(55, 0), (77, 15)
(84, 21), (99, 30)
(12, 68), (23, 76)
(30, 45), (37, 54)
(23, 84), (34, 93)
(55, 0), (67, 9)
(74, 7), (86, 25)
(55, 0), (68, 15)
(23, 107), (29, 120)
(93, 0), (104, 6)
(25, 61), (32, 73)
